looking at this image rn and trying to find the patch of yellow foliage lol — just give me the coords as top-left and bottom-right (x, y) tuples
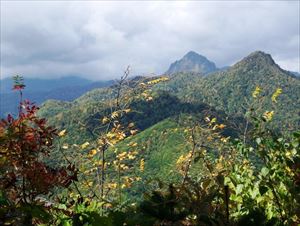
(271, 88), (282, 103)
(146, 76), (169, 85)
(252, 86), (262, 98)
(263, 111), (274, 121)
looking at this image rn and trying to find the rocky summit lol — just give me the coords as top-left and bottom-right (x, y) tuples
(165, 51), (217, 75)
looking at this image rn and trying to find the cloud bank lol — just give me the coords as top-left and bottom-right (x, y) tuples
(1, 1), (299, 80)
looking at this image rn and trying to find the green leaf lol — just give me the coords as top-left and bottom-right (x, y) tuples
(291, 140), (299, 148)
(62, 221), (72, 226)
(58, 203), (67, 210)
(261, 167), (269, 177)
(230, 194), (243, 203)
(236, 184), (243, 195)
(256, 137), (262, 145)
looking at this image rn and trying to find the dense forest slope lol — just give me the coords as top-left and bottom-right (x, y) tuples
(39, 90), (239, 143)
(162, 51), (300, 131)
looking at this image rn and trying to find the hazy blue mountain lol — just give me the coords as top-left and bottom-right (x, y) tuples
(0, 76), (112, 117)
(289, 71), (300, 77)
(165, 51), (218, 75)
(0, 76), (94, 93)
(218, 66), (230, 71)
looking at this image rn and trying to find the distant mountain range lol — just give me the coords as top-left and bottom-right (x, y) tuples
(2, 50), (299, 121)
(0, 76), (112, 117)
(0, 76), (91, 93)
(290, 71), (300, 77)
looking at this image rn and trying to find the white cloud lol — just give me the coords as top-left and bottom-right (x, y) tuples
(1, 1), (299, 80)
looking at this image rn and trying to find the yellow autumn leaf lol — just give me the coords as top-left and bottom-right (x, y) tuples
(147, 77), (169, 85)
(271, 88), (282, 103)
(107, 183), (118, 189)
(86, 181), (93, 186)
(218, 124), (226, 129)
(140, 159), (145, 172)
(116, 132), (126, 140)
(130, 129), (138, 135)
(81, 142), (90, 149)
(207, 136), (213, 141)
(128, 122), (135, 128)
(212, 125), (218, 130)
(106, 132), (115, 139)
(146, 96), (153, 101)
(58, 129), (67, 137)
(62, 144), (69, 149)
(141, 92), (148, 98)
(111, 111), (119, 119)
(88, 149), (97, 157)
(127, 154), (136, 160)
(220, 137), (230, 143)
(120, 164), (129, 170)
(263, 111), (274, 121)
(104, 203), (113, 208)
(117, 151), (127, 160)
(129, 142), (138, 147)
(102, 116), (109, 124)
(211, 118), (217, 123)
(215, 162), (223, 171)
(135, 177), (142, 181)
(124, 109), (131, 113)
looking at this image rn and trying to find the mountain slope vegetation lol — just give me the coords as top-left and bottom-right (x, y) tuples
(37, 51), (300, 150)
(162, 51), (300, 131)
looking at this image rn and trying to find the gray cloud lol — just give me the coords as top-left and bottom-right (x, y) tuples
(1, 1), (299, 80)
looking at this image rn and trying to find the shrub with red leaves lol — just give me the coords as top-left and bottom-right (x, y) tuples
(0, 76), (77, 224)
(0, 99), (77, 204)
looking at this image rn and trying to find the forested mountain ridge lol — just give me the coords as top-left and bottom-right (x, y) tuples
(37, 51), (300, 144)
(162, 51), (300, 131)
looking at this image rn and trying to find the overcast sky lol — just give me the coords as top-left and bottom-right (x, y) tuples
(1, 1), (299, 80)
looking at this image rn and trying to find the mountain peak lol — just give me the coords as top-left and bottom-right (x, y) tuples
(237, 51), (276, 67)
(184, 50), (204, 58)
(166, 51), (217, 75)
(248, 50), (269, 56)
